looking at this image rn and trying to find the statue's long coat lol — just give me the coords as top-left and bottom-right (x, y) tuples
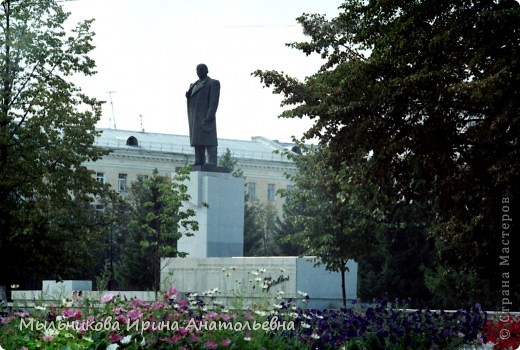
(186, 76), (220, 146)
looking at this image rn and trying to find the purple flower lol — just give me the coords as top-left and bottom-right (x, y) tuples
(204, 340), (218, 349)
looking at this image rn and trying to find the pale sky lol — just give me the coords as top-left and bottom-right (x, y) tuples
(62, 0), (344, 142)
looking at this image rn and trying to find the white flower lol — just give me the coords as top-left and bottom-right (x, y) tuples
(34, 305), (46, 311)
(254, 310), (268, 317)
(277, 290), (285, 295)
(244, 336), (252, 341)
(301, 322), (311, 329)
(255, 277), (262, 282)
(311, 333), (320, 339)
(121, 335), (132, 344)
(258, 268), (266, 273)
(273, 304), (283, 309)
(106, 344), (119, 350)
(44, 328), (59, 337)
(55, 315), (63, 322)
(251, 271), (259, 276)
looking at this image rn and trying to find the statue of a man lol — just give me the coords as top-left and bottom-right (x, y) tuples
(185, 63), (220, 166)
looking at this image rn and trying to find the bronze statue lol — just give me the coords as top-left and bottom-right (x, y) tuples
(186, 64), (220, 166)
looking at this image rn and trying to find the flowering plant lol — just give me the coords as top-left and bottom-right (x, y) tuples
(0, 286), (509, 349)
(482, 315), (520, 350)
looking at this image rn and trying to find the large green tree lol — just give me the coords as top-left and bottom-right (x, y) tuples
(255, 0), (519, 306)
(116, 168), (198, 292)
(279, 145), (384, 306)
(0, 0), (110, 290)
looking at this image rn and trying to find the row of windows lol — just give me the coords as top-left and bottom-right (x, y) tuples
(96, 172), (130, 193)
(98, 173), (287, 202)
(247, 183), (277, 202)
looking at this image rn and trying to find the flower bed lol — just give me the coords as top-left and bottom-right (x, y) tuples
(0, 287), (518, 349)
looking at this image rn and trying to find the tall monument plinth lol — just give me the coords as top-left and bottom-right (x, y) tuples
(178, 170), (244, 257)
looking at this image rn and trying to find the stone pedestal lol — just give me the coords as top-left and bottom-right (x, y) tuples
(177, 171), (244, 258)
(42, 280), (92, 293)
(161, 257), (357, 308)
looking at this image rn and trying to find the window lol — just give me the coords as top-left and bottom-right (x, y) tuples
(268, 184), (275, 202)
(91, 203), (105, 215)
(137, 174), (149, 182)
(247, 183), (256, 200)
(96, 172), (105, 184)
(126, 136), (138, 146)
(118, 173), (127, 192)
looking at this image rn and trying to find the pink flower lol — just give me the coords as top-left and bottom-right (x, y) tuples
(126, 308), (143, 320)
(205, 311), (219, 320)
(220, 338), (231, 346)
(111, 306), (126, 315)
(62, 309), (80, 318)
(190, 334), (201, 343)
(152, 301), (167, 309)
(130, 298), (145, 308)
(117, 314), (128, 324)
(43, 335), (55, 342)
(204, 340), (218, 349)
(109, 333), (124, 342)
(101, 293), (115, 303)
(168, 286), (178, 295)
(244, 311), (254, 321)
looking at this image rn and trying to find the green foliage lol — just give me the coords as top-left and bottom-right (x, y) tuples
(243, 200), (281, 256)
(218, 148), (244, 178)
(116, 167), (198, 292)
(254, 0), (519, 307)
(359, 200), (436, 307)
(0, 1), (113, 289)
(279, 144), (385, 306)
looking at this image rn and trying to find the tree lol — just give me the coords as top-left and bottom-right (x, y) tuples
(359, 199), (437, 307)
(279, 145), (384, 307)
(218, 148), (243, 178)
(116, 168), (198, 292)
(254, 1), (519, 306)
(243, 199), (281, 256)
(0, 1), (111, 290)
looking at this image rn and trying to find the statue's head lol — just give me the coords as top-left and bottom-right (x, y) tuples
(196, 64), (208, 79)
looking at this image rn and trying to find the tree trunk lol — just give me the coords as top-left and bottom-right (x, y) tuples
(341, 266), (347, 308)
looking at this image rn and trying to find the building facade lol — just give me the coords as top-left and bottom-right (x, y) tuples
(87, 128), (297, 215)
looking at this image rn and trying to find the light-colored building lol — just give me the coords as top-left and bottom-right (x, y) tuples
(87, 128), (298, 215)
